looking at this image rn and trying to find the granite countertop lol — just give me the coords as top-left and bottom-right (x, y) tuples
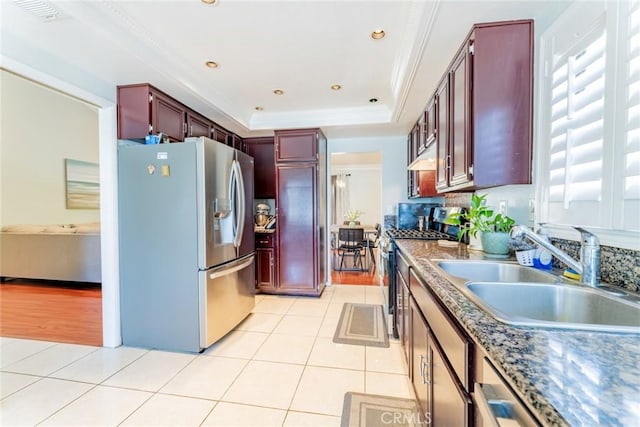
(394, 239), (640, 427)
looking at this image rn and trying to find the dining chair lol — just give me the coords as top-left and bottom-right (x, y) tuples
(337, 227), (365, 271)
(362, 223), (381, 267)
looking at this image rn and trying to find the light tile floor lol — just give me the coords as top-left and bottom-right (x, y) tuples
(0, 285), (414, 426)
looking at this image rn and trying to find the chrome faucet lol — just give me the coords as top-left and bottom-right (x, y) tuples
(509, 225), (601, 286)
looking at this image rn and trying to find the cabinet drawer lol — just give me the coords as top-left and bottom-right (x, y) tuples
(396, 251), (410, 287)
(410, 269), (471, 390)
(255, 233), (274, 248)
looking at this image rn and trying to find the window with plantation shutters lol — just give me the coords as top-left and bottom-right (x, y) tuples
(625, 0), (640, 201)
(548, 28), (606, 205)
(538, 0), (640, 249)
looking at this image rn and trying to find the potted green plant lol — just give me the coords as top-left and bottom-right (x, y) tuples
(446, 193), (515, 255)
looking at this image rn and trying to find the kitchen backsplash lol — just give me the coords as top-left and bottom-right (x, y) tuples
(550, 238), (640, 293)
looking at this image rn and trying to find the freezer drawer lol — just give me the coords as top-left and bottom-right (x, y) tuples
(200, 254), (255, 348)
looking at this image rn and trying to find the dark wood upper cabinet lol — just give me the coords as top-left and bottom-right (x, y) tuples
(230, 134), (243, 151)
(212, 125), (229, 145)
(275, 129), (318, 162)
(118, 83), (186, 142)
(435, 76), (450, 191)
(449, 43), (472, 188)
(434, 20), (534, 192)
(186, 110), (213, 138)
(117, 83), (239, 147)
(425, 98), (436, 147)
(244, 137), (276, 199)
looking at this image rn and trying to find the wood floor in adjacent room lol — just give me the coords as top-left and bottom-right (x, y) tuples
(0, 280), (102, 346)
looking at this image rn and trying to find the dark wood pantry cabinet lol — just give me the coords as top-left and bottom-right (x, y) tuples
(273, 128), (327, 296)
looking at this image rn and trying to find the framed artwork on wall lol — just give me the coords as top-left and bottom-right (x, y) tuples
(65, 158), (100, 209)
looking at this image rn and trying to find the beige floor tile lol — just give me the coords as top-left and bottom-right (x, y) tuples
(273, 315), (323, 337)
(253, 334), (315, 365)
(317, 317), (340, 339)
(204, 330), (269, 359)
(202, 402), (286, 427)
(252, 297), (296, 314)
(286, 299), (329, 317)
(51, 346), (147, 384)
(307, 337), (365, 371)
(0, 378), (93, 426)
(222, 360), (303, 409)
(0, 339), (57, 368)
(366, 342), (406, 374)
(283, 411), (341, 427)
(39, 385), (151, 426)
(102, 350), (195, 392)
(121, 393), (215, 426)
(330, 285), (366, 303)
(0, 372), (40, 400)
(365, 286), (385, 305)
(160, 355), (248, 400)
(365, 371), (414, 399)
(290, 366), (364, 416)
(3, 342), (97, 376)
(234, 312), (283, 333)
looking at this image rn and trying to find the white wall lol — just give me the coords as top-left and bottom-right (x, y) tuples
(328, 135), (411, 222)
(331, 165), (381, 226)
(0, 70), (100, 225)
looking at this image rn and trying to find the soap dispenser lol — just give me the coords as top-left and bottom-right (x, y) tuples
(533, 228), (553, 269)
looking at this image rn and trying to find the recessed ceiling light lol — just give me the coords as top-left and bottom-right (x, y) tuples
(371, 29), (386, 40)
(369, 98), (379, 103)
(205, 61), (219, 68)
(255, 106), (264, 111)
(201, 0), (217, 4)
(273, 89), (284, 95)
(331, 84), (342, 91)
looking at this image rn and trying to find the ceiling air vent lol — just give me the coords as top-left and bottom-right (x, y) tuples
(13, 0), (67, 21)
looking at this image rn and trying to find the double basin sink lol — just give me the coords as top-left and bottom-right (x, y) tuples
(432, 260), (640, 333)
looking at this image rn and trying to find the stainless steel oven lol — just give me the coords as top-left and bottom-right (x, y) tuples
(381, 206), (466, 339)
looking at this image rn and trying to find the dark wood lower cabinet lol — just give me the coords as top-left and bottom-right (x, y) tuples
(255, 234), (275, 292)
(410, 296), (472, 426)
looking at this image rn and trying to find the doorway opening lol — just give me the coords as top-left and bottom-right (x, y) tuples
(330, 152), (382, 286)
(0, 70), (103, 346)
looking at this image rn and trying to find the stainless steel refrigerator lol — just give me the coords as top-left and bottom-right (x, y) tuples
(118, 136), (255, 352)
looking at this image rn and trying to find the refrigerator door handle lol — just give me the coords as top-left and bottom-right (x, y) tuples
(209, 254), (255, 280)
(234, 159), (246, 247)
(229, 160), (240, 247)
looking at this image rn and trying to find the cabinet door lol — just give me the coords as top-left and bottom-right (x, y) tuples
(431, 338), (472, 426)
(230, 134), (243, 151)
(435, 77), (450, 190)
(425, 98), (436, 146)
(245, 137), (276, 199)
(449, 43), (473, 187)
(212, 125), (230, 145)
(417, 111), (427, 155)
(186, 110), (212, 138)
(151, 90), (186, 142)
(411, 298), (432, 423)
(256, 248), (275, 291)
(276, 162), (319, 293)
(275, 129), (318, 162)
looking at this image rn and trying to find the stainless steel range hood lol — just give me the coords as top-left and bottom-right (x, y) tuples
(408, 144), (436, 171)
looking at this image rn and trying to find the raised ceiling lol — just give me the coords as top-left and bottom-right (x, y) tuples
(1, 0), (570, 138)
